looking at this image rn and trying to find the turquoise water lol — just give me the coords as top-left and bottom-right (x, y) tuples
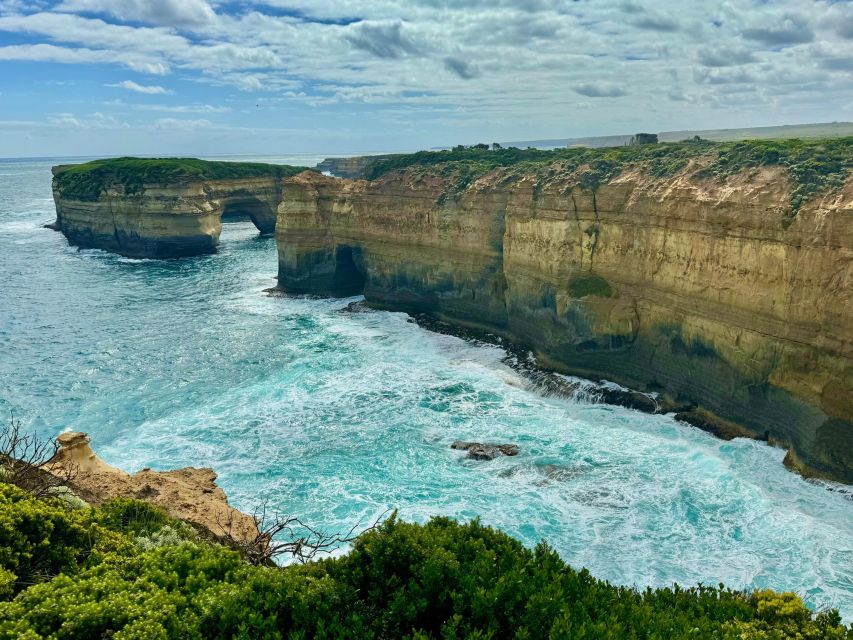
(1, 156), (852, 618)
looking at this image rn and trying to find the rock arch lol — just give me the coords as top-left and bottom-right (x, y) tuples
(219, 190), (277, 234)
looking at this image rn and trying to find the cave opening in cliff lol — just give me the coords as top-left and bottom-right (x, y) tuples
(220, 194), (276, 235)
(332, 245), (366, 296)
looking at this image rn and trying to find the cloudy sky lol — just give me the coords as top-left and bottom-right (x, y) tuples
(0, 0), (851, 157)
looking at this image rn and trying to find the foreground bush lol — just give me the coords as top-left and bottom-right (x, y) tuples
(0, 483), (849, 639)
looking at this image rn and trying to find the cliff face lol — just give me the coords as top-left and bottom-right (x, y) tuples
(276, 168), (853, 483)
(51, 171), (282, 258)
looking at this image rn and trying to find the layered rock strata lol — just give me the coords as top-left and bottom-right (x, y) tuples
(51, 170), (283, 258)
(276, 167), (853, 483)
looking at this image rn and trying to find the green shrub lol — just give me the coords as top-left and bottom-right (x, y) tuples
(0, 544), (241, 640)
(135, 525), (186, 551)
(94, 497), (180, 538)
(568, 273), (614, 298)
(0, 484), (850, 639)
(0, 483), (115, 598)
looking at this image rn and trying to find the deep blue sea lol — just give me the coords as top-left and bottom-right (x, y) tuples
(1, 156), (851, 618)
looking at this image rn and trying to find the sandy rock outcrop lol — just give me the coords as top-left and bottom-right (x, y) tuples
(52, 432), (258, 541)
(275, 166), (853, 483)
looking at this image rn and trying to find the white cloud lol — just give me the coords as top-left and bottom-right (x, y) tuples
(108, 79), (172, 94)
(740, 11), (814, 46)
(126, 60), (170, 75)
(45, 111), (130, 129)
(136, 103), (230, 113)
(0, 0), (851, 152)
(154, 117), (213, 130)
(0, 43), (169, 74)
(47, 112), (83, 127)
(55, 0), (216, 28)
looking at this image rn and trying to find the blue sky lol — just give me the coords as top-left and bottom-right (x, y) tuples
(0, 0), (851, 157)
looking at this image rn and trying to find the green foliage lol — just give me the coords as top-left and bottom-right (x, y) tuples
(366, 137), (853, 216)
(45, 485), (89, 510)
(725, 591), (851, 639)
(135, 525), (186, 551)
(53, 157), (311, 202)
(0, 543), (244, 640)
(568, 273), (614, 298)
(93, 497), (178, 537)
(0, 484), (850, 639)
(0, 483), (122, 598)
(699, 138), (852, 214)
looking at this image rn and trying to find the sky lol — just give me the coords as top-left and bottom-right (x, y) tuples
(0, 0), (851, 157)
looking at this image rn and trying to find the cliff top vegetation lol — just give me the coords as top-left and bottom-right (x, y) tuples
(367, 136), (853, 214)
(52, 157), (310, 201)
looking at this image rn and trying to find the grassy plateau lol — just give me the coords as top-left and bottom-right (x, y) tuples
(366, 137), (853, 215)
(52, 157), (310, 202)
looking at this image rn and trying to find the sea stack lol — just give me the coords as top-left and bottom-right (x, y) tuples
(50, 158), (309, 258)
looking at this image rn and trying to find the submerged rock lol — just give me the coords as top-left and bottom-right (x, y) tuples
(451, 440), (520, 460)
(536, 463), (587, 482)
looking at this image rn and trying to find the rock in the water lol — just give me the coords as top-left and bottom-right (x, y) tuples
(340, 300), (372, 313)
(451, 440), (520, 460)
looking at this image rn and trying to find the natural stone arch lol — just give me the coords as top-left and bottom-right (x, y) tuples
(220, 190), (277, 234)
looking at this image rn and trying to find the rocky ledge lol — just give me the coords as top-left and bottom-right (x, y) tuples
(275, 141), (853, 483)
(51, 431), (258, 541)
(50, 157), (308, 258)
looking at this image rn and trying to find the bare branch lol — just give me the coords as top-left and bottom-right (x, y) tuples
(216, 501), (390, 566)
(0, 412), (78, 498)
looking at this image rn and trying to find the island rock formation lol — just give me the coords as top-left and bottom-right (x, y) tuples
(275, 165), (853, 483)
(51, 172), (284, 258)
(49, 158), (311, 258)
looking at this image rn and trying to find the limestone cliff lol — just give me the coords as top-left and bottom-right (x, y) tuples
(50, 158), (307, 258)
(275, 164), (853, 483)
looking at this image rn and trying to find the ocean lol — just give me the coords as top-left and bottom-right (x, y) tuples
(1, 155), (851, 618)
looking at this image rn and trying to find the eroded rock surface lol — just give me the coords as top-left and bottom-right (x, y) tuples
(51, 432), (258, 541)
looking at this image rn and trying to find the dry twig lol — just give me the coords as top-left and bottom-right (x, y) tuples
(0, 412), (77, 497)
(217, 501), (390, 566)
